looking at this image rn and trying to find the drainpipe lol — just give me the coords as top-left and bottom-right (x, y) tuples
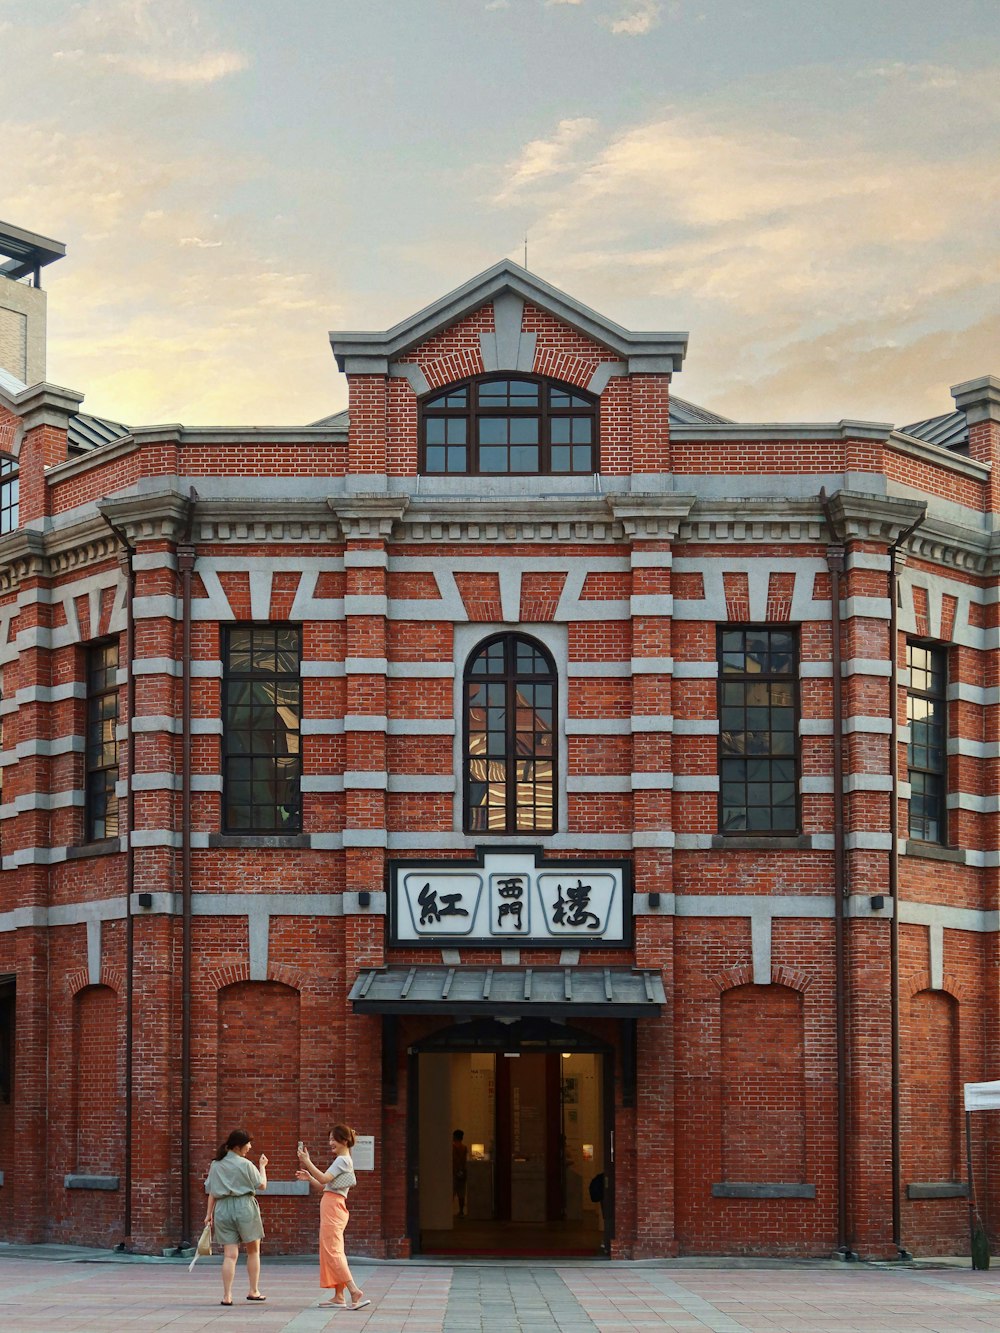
(177, 492), (197, 1249)
(99, 511), (136, 1249)
(888, 507), (926, 1259)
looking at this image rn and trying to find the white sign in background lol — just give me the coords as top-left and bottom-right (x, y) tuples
(352, 1135), (375, 1172)
(392, 851), (626, 945)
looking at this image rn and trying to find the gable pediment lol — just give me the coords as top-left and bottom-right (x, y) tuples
(330, 259), (687, 378)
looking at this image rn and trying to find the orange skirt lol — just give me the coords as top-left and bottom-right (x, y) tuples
(319, 1192), (355, 1291)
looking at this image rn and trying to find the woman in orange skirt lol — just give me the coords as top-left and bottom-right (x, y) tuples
(297, 1125), (370, 1310)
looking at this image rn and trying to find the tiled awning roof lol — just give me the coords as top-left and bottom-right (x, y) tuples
(349, 966), (665, 1017)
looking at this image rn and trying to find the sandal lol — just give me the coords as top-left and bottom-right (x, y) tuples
(247, 1294), (267, 1301)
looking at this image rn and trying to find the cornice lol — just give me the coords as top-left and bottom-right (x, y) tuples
(605, 492), (697, 540)
(678, 497), (827, 544)
(670, 420), (893, 443)
(15, 383), (85, 432)
(195, 500), (340, 544)
(888, 431), (989, 482)
(0, 528), (47, 590)
(328, 494), (410, 541)
(822, 490), (927, 544)
(45, 434), (138, 483)
(905, 515), (998, 576)
(98, 488), (195, 545)
(397, 495), (625, 543)
(951, 375), (1000, 427)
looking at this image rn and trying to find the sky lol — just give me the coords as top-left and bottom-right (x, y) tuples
(2, 0), (999, 430)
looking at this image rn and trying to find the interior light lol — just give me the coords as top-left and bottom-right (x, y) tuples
(562, 1052), (571, 1059)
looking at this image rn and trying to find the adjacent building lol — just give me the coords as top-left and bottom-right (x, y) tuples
(0, 219), (998, 1259)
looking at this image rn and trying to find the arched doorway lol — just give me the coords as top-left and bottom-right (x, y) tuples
(407, 1017), (613, 1257)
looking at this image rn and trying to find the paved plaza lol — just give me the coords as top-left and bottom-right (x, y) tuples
(2, 1249), (1000, 1333)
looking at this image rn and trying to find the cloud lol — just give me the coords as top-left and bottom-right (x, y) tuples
(495, 117), (599, 202)
(489, 62), (1000, 421)
(49, 0), (249, 86)
(0, 119), (344, 426)
(609, 1), (661, 35)
(99, 50), (249, 84)
(484, 0), (511, 9)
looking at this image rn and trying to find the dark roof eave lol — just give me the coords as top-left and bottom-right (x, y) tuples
(351, 998), (661, 1018)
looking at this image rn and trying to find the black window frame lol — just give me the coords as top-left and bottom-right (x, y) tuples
(906, 640), (948, 845)
(221, 623), (303, 836)
(717, 625), (801, 836)
(84, 640), (120, 843)
(463, 632), (557, 836)
(0, 453), (18, 536)
(419, 374), (598, 476)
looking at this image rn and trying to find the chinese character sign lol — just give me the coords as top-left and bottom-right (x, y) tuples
(392, 853), (627, 945)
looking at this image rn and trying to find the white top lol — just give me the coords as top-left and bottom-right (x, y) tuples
(205, 1151), (263, 1198)
(323, 1152), (357, 1198)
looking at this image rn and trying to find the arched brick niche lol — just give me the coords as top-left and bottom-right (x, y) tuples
(72, 983), (122, 1177)
(904, 987), (961, 1184)
(720, 983), (806, 1185)
(216, 980), (301, 1169)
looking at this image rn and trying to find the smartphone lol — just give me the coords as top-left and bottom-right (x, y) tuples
(297, 1140), (304, 1153)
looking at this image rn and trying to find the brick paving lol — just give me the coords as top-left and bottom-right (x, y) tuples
(3, 1252), (1000, 1333)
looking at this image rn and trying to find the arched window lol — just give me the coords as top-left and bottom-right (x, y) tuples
(421, 376), (596, 476)
(0, 454), (18, 535)
(464, 633), (556, 835)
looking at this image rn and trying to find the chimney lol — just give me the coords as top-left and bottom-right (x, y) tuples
(0, 220), (66, 389)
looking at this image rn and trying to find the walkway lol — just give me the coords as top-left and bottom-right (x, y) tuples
(2, 1250), (1000, 1332)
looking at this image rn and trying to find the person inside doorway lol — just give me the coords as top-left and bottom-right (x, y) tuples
(452, 1129), (469, 1218)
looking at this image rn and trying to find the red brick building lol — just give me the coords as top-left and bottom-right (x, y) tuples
(1, 220), (998, 1260)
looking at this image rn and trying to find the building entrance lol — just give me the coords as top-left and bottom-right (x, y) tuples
(412, 1038), (609, 1256)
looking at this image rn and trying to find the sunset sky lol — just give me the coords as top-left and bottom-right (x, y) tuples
(3, 0), (998, 430)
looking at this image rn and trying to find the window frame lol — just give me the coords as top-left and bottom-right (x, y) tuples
(0, 453), (18, 536)
(716, 624), (801, 837)
(418, 374), (598, 477)
(221, 623), (303, 836)
(84, 640), (120, 843)
(462, 631), (558, 836)
(906, 639), (948, 845)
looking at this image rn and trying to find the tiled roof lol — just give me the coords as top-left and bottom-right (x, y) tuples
(67, 413), (131, 453)
(899, 409), (969, 452)
(349, 965), (665, 1016)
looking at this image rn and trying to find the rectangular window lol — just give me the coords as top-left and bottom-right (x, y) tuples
(718, 627), (799, 835)
(907, 642), (947, 843)
(0, 457), (18, 535)
(85, 641), (119, 842)
(222, 625), (302, 834)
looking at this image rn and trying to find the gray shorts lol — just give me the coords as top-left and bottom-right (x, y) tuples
(213, 1193), (264, 1246)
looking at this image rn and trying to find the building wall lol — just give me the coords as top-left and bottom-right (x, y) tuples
(0, 290), (998, 1260)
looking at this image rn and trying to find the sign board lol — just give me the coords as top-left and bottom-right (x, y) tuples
(352, 1135), (375, 1172)
(964, 1081), (1000, 1112)
(388, 847), (631, 948)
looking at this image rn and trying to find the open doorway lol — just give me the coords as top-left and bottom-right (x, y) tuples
(415, 1046), (608, 1256)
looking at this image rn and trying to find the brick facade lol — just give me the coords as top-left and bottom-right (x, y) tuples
(0, 260), (998, 1260)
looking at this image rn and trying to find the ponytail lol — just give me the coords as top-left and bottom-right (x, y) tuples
(215, 1129), (251, 1161)
(331, 1123), (356, 1150)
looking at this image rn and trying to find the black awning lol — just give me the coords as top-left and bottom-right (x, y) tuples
(348, 966), (665, 1018)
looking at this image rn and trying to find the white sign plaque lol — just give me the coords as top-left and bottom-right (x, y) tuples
(352, 1135), (375, 1172)
(389, 849), (630, 947)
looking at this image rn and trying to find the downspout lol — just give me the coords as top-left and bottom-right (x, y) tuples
(820, 489), (851, 1257)
(888, 506), (926, 1259)
(177, 492), (197, 1249)
(99, 511), (136, 1249)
